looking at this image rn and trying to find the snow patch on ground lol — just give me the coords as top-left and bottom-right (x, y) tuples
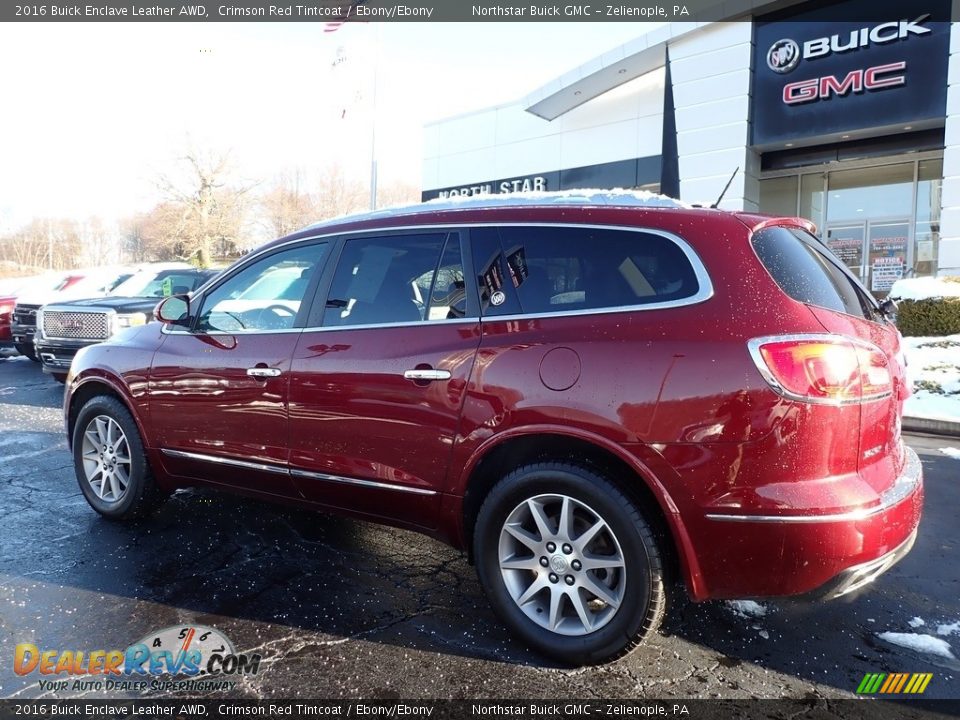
(937, 621), (960, 636)
(878, 632), (957, 659)
(940, 448), (960, 460)
(890, 277), (960, 301)
(902, 334), (960, 423)
(726, 600), (768, 619)
(909, 617), (926, 628)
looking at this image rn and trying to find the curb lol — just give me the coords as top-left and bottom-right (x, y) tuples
(903, 416), (960, 438)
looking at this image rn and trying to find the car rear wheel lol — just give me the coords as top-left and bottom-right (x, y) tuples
(474, 462), (666, 664)
(15, 342), (37, 361)
(72, 395), (167, 520)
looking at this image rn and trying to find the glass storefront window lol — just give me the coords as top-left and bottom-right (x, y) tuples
(915, 159), (943, 277)
(826, 163), (914, 222)
(758, 158), (943, 290)
(800, 173), (824, 235)
(758, 176), (797, 217)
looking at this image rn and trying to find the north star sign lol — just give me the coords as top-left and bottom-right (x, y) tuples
(751, 0), (950, 146)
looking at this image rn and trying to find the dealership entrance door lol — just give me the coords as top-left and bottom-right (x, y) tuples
(825, 219), (911, 295)
(759, 156), (943, 296)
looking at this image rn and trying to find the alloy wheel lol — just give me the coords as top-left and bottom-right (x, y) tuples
(498, 493), (627, 636)
(80, 415), (132, 503)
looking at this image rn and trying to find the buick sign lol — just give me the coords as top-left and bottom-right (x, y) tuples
(751, 0), (949, 146)
(767, 39), (800, 73)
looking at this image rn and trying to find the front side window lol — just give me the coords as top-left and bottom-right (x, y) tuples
(475, 226), (700, 316)
(195, 243), (327, 333)
(322, 232), (463, 327)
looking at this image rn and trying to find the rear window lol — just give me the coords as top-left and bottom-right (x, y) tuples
(752, 226), (879, 320)
(473, 226), (701, 316)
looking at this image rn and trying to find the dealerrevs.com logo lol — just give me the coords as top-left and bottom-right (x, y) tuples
(13, 625), (261, 693)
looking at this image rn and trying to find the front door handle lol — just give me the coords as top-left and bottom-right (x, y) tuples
(403, 369), (451, 381)
(247, 367), (282, 378)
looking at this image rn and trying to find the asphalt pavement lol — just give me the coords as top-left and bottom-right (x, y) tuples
(0, 353), (958, 701)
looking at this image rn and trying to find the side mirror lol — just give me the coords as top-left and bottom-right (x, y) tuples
(879, 297), (898, 322)
(155, 294), (190, 326)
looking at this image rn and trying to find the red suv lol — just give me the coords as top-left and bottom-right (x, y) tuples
(64, 194), (922, 664)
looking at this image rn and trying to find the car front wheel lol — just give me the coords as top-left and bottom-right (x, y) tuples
(474, 462), (667, 665)
(72, 395), (167, 520)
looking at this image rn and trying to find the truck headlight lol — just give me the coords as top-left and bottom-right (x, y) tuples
(35, 309), (44, 339)
(115, 313), (146, 329)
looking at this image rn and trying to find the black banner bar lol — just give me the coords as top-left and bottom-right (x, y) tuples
(0, 700), (959, 720)
(2, 0), (955, 23)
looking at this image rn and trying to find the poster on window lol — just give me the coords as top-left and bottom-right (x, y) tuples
(871, 256), (904, 292)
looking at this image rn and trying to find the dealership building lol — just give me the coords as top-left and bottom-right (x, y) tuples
(421, 0), (958, 291)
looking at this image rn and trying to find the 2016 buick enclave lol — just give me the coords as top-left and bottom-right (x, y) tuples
(64, 192), (923, 664)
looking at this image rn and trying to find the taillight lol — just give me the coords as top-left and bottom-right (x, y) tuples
(748, 334), (892, 404)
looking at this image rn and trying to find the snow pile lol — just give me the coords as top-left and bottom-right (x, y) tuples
(878, 632), (957, 660)
(421, 188), (693, 210)
(726, 600), (768, 619)
(909, 616), (926, 628)
(938, 621), (960, 636)
(890, 276), (960, 301)
(942, 448), (960, 460)
(902, 334), (960, 423)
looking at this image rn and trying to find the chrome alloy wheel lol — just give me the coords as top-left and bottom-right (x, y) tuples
(80, 415), (132, 503)
(498, 493), (627, 636)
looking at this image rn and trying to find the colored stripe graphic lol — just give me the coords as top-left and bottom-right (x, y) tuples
(857, 672), (932, 694)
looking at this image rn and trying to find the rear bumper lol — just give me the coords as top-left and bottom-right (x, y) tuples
(799, 527), (917, 601)
(688, 447), (923, 599)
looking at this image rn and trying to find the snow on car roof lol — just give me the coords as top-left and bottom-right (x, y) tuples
(304, 189), (692, 231)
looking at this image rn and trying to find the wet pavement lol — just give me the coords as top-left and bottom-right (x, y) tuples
(0, 354), (958, 701)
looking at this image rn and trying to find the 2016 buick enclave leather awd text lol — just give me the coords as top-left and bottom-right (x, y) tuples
(64, 192), (923, 664)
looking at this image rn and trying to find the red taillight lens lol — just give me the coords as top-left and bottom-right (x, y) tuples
(750, 335), (891, 404)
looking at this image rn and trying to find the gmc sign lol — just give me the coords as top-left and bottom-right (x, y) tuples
(783, 62), (906, 105)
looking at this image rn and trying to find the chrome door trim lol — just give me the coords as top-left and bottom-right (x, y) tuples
(160, 448), (439, 497)
(160, 448), (288, 476)
(290, 468), (438, 496)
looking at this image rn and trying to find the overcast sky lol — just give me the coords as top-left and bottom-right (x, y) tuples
(0, 22), (658, 230)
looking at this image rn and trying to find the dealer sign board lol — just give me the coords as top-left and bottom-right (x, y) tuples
(751, 0), (951, 146)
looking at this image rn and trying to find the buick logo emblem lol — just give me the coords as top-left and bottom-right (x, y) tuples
(767, 38), (800, 73)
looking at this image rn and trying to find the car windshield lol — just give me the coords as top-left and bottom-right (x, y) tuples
(110, 269), (182, 297)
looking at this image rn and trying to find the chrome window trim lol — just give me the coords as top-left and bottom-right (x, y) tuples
(161, 448), (289, 476)
(747, 333), (893, 406)
(160, 448), (438, 496)
(169, 222), (713, 336)
(705, 447), (921, 524)
(290, 468), (437, 496)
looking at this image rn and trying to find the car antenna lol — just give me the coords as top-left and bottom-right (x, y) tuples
(710, 167), (739, 209)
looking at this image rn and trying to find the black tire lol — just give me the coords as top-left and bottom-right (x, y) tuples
(72, 395), (167, 520)
(15, 342), (37, 361)
(474, 462), (666, 665)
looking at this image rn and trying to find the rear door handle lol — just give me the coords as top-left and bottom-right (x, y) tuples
(403, 369), (451, 381)
(247, 367), (282, 378)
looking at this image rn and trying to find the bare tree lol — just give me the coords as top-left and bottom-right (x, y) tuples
(260, 170), (317, 238)
(152, 148), (254, 266)
(314, 164), (367, 220)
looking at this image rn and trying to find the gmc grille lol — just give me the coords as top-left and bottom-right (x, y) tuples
(41, 311), (109, 340)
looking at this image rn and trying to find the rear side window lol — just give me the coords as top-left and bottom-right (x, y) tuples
(752, 226), (877, 320)
(473, 226), (701, 316)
